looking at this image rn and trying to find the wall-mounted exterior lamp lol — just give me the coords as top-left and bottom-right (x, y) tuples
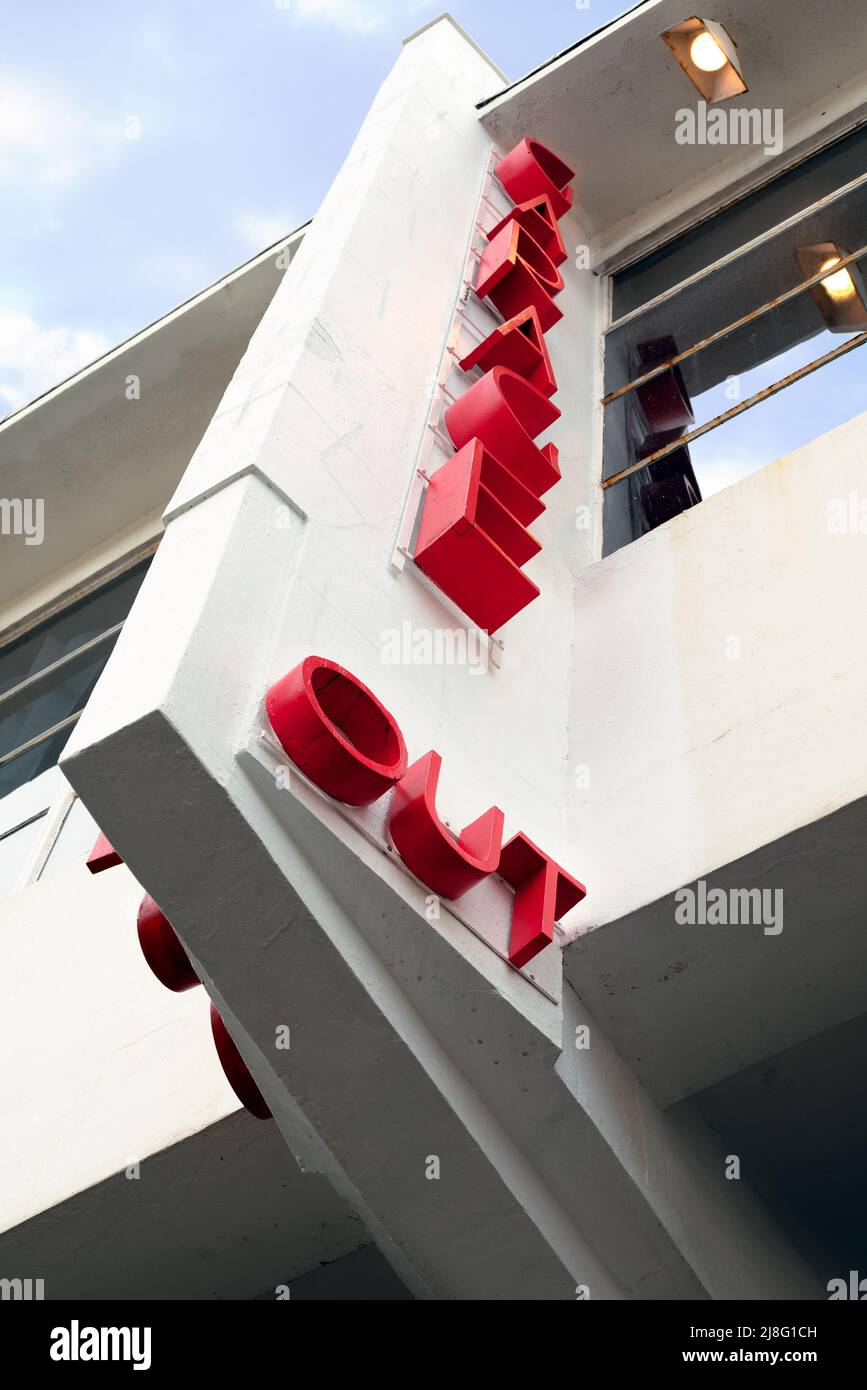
(794, 243), (867, 333)
(660, 17), (747, 101)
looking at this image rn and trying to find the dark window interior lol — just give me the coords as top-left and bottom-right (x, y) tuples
(603, 128), (867, 555)
(613, 122), (867, 320)
(0, 560), (150, 799)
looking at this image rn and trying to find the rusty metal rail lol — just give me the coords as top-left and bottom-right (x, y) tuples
(602, 329), (867, 489)
(601, 242), (867, 409)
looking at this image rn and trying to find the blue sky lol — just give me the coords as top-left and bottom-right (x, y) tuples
(0, 0), (632, 414)
(1, 0), (861, 497)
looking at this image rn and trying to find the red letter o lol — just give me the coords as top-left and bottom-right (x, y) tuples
(137, 893), (200, 993)
(266, 656), (408, 806)
(210, 1005), (272, 1121)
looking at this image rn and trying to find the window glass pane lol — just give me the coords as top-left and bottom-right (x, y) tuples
(0, 729), (73, 802)
(602, 135), (867, 554)
(613, 122), (867, 318)
(604, 181), (867, 411)
(0, 765), (60, 838)
(689, 331), (863, 497)
(0, 813), (47, 896)
(0, 560), (148, 697)
(0, 634), (121, 766)
(0, 558), (151, 800)
(38, 797), (98, 882)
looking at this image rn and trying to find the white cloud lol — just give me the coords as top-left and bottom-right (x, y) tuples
(277, 0), (425, 36)
(0, 310), (108, 415)
(0, 77), (123, 186)
(234, 211), (297, 251)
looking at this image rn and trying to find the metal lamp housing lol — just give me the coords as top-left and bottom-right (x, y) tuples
(661, 16), (748, 102)
(794, 242), (867, 333)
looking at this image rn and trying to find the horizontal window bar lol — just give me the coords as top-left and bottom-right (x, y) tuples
(602, 242), (867, 408)
(0, 807), (48, 844)
(0, 621), (124, 714)
(0, 537), (158, 655)
(602, 330), (867, 490)
(607, 165), (867, 332)
(0, 711), (84, 770)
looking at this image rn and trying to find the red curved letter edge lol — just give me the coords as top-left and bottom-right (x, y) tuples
(498, 833), (587, 968)
(389, 750), (504, 900)
(86, 832), (123, 874)
(458, 307), (557, 400)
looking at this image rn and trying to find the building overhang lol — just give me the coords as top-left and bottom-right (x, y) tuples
(479, 0), (867, 265)
(565, 793), (867, 1108)
(0, 1109), (408, 1300)
(0, 229), (305, 634)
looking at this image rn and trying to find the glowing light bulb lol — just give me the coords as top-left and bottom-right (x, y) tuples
(818, 256), (857, 302)
(690, 30), (727, 72)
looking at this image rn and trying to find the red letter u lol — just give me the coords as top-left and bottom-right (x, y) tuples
(389, 750), (503, 900)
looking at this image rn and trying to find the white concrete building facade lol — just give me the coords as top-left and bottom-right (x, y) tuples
(1, 1), (866, 1303)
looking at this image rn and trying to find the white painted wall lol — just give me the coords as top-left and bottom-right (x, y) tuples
(0, 861), (239, 1234)
(566, 409), (867, 931)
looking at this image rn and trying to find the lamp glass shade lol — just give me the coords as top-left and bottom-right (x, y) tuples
(661, 17), (748, 101)
(794, 243), (867, 333)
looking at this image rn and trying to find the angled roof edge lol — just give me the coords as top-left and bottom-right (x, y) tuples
(403, 12), (508, 84)
(0, 220), (311, 434)
(476, 0), (655, 111)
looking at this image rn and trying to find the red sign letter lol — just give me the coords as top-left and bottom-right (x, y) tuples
(413, 439), (542, 632)
(137, 893), (201, 993)
(210, 1005), (272, 1121)
(389, 750), (504, 900)
(485, 195), (568, 269)
(266, 656), (408, 806)
(445, 366), (561, 500)
(86, 832), (122, 873)
(498, 833), (587, 968)
(495, 138), (576, 221)
(459, 306), (557, 400)
(476, 220), (564, 333)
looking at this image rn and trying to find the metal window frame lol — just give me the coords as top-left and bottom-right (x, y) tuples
(0, 763), (87, 896)
(0, 620), (127, 774)
(605, 165), (867, 335)
(26, 786), (91, 889)
(0, 806), (47, 844)
(603, 330), (867, 489)
(0, 539), (158, 892)
(602, 241), (867, 410)
(0, 710), (87, 772)
(0, 808), (51, 898)
(0, 541), (157, 776)
(601, 163), (867, 494)
(601, 110), (867, 299)
(12, 798), (68, 893)
(0, 620), (125, 714)
(0, 535), (159, 653)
